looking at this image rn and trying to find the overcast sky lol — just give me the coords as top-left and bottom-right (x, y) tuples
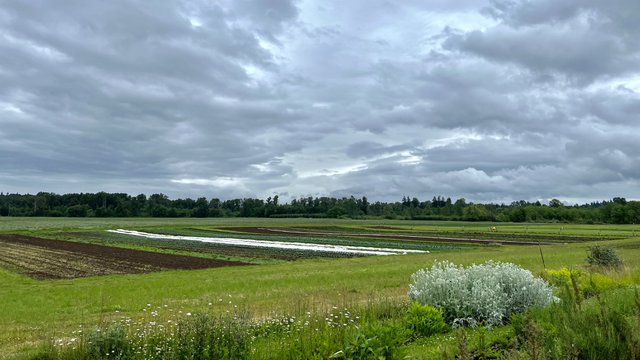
(1, 0), (639, 203)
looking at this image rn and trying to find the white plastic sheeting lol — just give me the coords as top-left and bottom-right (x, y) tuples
(107, 229), (428, 256)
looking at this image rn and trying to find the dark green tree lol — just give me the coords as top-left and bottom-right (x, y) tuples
(548, 199), (563, 208)
(191, 197), (209, 217)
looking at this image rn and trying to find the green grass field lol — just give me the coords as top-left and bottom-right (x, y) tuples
(1, 217), (639, 358)
(3, 216), (640, 237)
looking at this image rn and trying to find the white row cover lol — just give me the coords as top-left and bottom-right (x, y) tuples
(107, 229), (428, 256)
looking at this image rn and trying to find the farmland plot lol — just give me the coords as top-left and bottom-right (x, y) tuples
(108, 229), (429, 255)
(0, 234), (249, 279)
(224, 226), (563, 245)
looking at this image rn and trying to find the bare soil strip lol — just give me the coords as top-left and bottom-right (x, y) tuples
(223, 227), (562, 246)
(0, 234), (249, 280)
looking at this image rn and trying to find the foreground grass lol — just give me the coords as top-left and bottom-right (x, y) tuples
(1, 218), (640, 357)
(14, 264), (640, 359)
(4, 238), (640, 357)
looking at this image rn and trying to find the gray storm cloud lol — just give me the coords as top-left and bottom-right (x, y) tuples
(0, 0), (638, 203)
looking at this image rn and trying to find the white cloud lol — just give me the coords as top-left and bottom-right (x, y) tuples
(171, 177), (246, 188)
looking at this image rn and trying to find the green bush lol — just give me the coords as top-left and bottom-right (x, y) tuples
(404, 302), (449, 338)
(586, 245), (623, 268)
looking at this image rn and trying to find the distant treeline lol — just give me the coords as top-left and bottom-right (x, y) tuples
(0, 192), (638, 224)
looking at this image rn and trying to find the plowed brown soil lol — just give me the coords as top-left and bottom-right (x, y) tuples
(0, 234), (249, 280)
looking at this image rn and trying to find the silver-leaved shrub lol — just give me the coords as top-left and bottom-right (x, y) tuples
(408, 261), (554, 327)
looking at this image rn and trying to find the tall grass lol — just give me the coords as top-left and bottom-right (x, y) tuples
(26, 298), (412, 360)
(20, 271), (640, 360)
(30, 310), (251, 360)
(510, 282), (640, 359)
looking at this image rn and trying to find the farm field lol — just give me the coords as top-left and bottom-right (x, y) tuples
(0, 234), (249, 279)
(0, 217), (639, 358)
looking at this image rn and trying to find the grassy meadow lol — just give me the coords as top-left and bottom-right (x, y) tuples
(1, 217), (639, 358)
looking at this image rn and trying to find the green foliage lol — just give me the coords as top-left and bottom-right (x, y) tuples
(542, 267), (583, 287)
(85, 325), (129, 358)
(331, 322), (408, 360)
(2, 191), (640, 223)
(513, 287), (640, 359)
(250, 300), (409, 360)
(586, 245), (623, 268)
(543, 267), (621, 298)
(404, 302), (449, 338)
(580, 273), (618, 297)
(441, 327), (516, 360)
(462, 204), (492, 221)
(22, 349), (58, 360)
(33, 300), (415, 360)
(32, 312), (250, 360)
(66, 205), (89, 217)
